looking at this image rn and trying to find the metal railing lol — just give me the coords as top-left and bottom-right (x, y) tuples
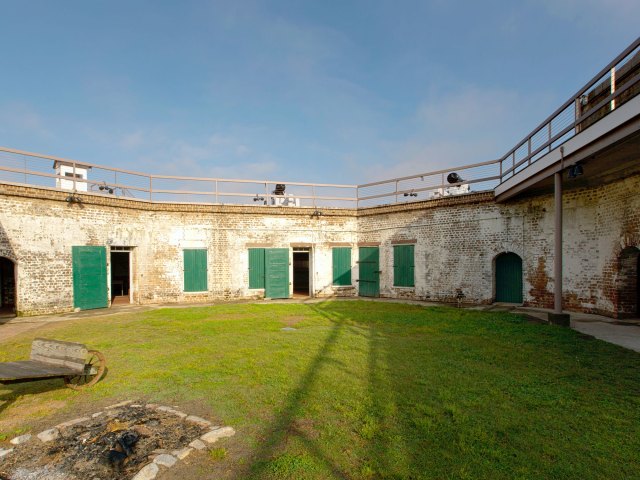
(499, 37), (640, 183)
(0, 147), (505, 209)
(356, 159), (501, 207)
(0, 146), (358, 208)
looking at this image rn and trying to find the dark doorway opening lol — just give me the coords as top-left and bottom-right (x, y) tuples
(110, 250), (131, 305)
(0, 257), (16, 317)
(293, 249), (310, 297)
(618, 246), (639, 319)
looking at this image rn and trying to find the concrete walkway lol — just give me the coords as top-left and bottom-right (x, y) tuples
(0, 304), (156, 342)
(479, 304), (640, 353)
(1, 299), (640, 353)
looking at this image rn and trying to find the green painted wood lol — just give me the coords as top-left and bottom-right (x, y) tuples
(358, 247), (380, 297)
(72, 246), (108, 310)
(184, 249), (208, 292)
(393, 244), (415, 287)
(332, 247), (352, 286)
(248, 248), (266, 289)
(496, 252), (523, 303)
(265, 248), (289, 299)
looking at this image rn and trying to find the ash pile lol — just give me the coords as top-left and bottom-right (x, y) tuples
(0, 403), (204, 480)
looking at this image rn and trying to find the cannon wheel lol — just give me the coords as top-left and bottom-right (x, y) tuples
(64, 350), (106, 390)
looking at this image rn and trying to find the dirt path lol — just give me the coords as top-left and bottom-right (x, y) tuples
(0, 320), (54, 343)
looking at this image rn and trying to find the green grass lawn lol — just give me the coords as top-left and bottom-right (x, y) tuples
(1, 301), (639, 479)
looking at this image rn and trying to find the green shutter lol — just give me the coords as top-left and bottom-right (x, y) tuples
(184, 249), (207, 292)
(72, 246), (108, 310)
(393, 244), (415, 287)
(332, 247), (352, 286)
(249, 248), (265, 289)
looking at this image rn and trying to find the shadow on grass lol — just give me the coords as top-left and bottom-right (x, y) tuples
(0, 380), (66, 416)
(245, 301), (422, 478)
(238, 301), (640, 479)
(246, 304), (352, 479)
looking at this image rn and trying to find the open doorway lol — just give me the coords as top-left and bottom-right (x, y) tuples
(293, 248), (310, 297)
(0, 257), (16, 317)
(110, 247), (132, 306)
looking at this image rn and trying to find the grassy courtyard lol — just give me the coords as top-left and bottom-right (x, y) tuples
(1, 301), (639, 479)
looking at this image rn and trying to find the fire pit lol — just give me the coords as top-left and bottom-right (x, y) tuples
(0, 401), (235, 480)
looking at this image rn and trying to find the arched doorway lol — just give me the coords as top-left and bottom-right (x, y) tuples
(495, 252), (523, 303)
(0, 257), (16, 316)
(618, 247), (639, 318)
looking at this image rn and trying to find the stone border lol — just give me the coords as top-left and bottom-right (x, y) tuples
(4, 400), (236, 480)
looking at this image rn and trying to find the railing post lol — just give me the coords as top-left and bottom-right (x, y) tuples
(149, 176), (153, 201)
(72, 162), (77, 191)
(548, 122), (552, 153)
(215, 180), (219, 203)
(610, 66), (616, 111)
(527, 137), (532, 165)
(395, 180), (399, 203)
(312, 185), (316, 208)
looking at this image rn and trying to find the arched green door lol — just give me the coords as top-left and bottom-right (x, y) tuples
(495, 252), (523, 303)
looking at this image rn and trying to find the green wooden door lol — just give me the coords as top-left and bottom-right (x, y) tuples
(495, 252), (523, 303)
(72, 246), (108, 310)
(359, 247), (380, 297)
(265, 248), (289, 299)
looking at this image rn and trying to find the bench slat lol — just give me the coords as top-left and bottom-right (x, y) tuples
(0, 361), (81, 381)
(30, 338), (88, 370)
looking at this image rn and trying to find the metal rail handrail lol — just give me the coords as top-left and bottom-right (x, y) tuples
(0, 146), (359, 207)
(499, 37), (640, 182)
(0, 144), (501, 208)
(357, 158), (500, 188)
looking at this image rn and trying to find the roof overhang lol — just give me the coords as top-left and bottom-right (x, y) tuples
(495, 94), (640, 202)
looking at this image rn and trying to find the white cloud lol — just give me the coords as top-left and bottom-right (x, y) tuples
(359, 85), (555, 183)
(119, 131), (145, 149)
(532, 0), (640, 29)
(0, 103), (55, 140)
(114, 130), (278, 181)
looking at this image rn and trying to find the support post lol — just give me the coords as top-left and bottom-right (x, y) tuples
(549, 149), (570, 326)
(553, 170), (563, 314)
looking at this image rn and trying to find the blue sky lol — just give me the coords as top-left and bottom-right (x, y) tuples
(0, 1), (638, 184)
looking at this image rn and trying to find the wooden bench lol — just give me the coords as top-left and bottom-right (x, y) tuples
(0, 338), (106, 390)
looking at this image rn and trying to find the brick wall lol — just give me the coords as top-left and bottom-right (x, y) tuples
(0, 184), (357, 315)
(357, 174), (640, 317)
(0, 172), (638, 317)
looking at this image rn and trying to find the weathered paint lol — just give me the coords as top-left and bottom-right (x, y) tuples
(0, 170), (638, 317)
